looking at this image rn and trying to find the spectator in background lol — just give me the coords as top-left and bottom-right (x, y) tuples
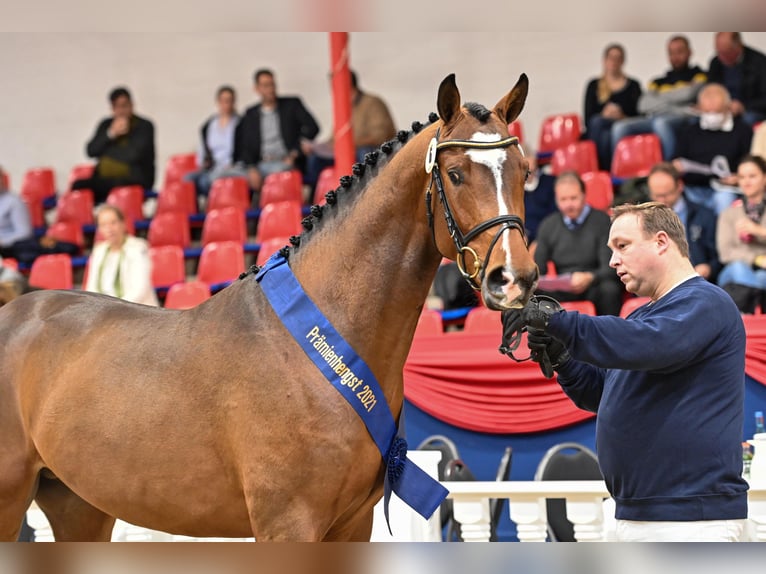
(708, 32), (766, 127)
(647, 162), (720, 283)
(521, 149), (556, 246)
(185, 85), (241, 199)
(0, 165), (34, 262)
(85, 205), (158, 307)
(583, 43), (642, 171)
(533, 171), (623, 316)
(612, 35), (706, 160)
(716, 155), (766, 314)
(304, 70), (397, 187)
(72, 87), (156, 204)
(673, 83), (753, 215)
(233, 69), (320, 202)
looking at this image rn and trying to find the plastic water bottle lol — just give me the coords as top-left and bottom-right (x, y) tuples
(756, 411), (766, 436)
(743, 442), (753, 480)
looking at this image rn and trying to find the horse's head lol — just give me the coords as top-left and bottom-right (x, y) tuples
(428, 73), (538, 310)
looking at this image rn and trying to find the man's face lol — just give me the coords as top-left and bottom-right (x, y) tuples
(667, 39), (690, 72)
(217, 90), (235, 116)
(608, 213), (658, 296)
(715, 33), (742, 67)
(648, 172), (682, 207)
(111, 95), (133, 120)
(554, 179), (586, 221)
(698, 89), (728, 114)
(255, 74), (277, 104)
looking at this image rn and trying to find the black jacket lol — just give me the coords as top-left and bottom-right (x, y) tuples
(684, 194), (721, 282)
(85, 114), (155, 189)
(708, 45), (766, 115)
(233, 96), (319, 173)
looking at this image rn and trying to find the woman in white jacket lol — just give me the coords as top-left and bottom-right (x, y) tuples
(85, 205), (159, 306)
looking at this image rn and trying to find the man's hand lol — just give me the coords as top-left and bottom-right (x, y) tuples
(499, 295), (563, 359)
(570, 271), (594, 295)
(108, 117), (130, 139)
(527, 330), (571, 379)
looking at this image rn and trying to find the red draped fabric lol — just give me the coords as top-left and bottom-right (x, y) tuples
(403, 317), (766, 435)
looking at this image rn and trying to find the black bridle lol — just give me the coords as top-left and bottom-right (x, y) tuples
(425, 130), (528, 290)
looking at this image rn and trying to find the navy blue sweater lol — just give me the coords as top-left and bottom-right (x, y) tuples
(548, 276), (748, 521)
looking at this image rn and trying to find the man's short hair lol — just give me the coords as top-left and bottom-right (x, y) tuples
(648, 162), (681, 184)
(254, 68), (274, 84)
(109, 87), (131, 104)
(555, 170), (585, 193)
(668, 35), (690, 49)
(612, 202), (690, 258)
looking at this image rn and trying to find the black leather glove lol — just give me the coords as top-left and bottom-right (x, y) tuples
(499, 295), (564, 359)
(527, 330), (571, 379)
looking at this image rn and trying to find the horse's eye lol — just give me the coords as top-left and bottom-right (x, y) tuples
(525, 169), (531, 181)
(448, 171), (462, 186)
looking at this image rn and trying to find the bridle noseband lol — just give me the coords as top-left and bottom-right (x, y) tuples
(425, 130), (527, 290)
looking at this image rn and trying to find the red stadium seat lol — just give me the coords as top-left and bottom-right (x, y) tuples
(55, 190), (95, 226)
(560, 300), (597, 315)
(414, 309), (444, 337)
(507, 120), (524, 143)
(197, 241), (245, 286)
(261, 170), (303, 205)
(256, 236), (290, 266)
(164, 281), (211, 309)
(44, 221), (85, 249)
(255, 200), (302, 243)
(21, 167), (56, 202)
(106, 185), (145, 223)
(28, 254), (73, 290)
(148, 211), (191, 248)
(208, 177), (250, 211)
(1, 257), (18, 270)
(551, 140), (599, 176)
(260, 172), (303, 207)
(620, 296), (652, 318)
(581, 171), (614, 212)
(611, 134), (662, 179)
(67, 163), (95, 190)
(163, 153), (198, 187)
(157, 180), (197, 215)
(150, 245), (186, 288)
(313, 167), (337, 206)
(201, 207), (247, 246)
(463, 306), (502, 334)
(537, 114), (581, 156)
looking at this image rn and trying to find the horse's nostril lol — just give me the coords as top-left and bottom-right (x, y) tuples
(487, 267), (508, 294)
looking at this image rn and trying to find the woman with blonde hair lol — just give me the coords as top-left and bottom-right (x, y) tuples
(583, 43), (642, 171)
(85, 204), (159, 306)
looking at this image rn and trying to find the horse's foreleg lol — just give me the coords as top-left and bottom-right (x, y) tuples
(35, 477), (115, 541)
(322, 506), (375, 541)
(0, 453), (39, 541)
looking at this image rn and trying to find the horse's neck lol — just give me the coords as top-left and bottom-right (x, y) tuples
(292, 139), (441, 390)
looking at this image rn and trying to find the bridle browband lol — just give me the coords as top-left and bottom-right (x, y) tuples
(425, 130), (527, 290)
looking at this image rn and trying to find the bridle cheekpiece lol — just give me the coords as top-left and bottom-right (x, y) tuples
(425, 128), (527, 290)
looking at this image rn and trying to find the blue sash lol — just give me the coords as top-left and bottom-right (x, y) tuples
(255, 253), (448, 531)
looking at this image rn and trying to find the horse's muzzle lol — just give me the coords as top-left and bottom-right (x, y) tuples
(482, 264), (539, 310)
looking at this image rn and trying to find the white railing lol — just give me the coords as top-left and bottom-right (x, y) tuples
(25, 479), (766, 542)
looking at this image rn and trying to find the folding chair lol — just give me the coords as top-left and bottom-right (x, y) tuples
(164, 281), (211, 309)
(28, 254), (73, 290)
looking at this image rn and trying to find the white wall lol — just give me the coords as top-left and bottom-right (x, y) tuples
(1, 32), (766, 191)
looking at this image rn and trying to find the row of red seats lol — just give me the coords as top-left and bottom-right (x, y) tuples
(509, 115), (663, 181)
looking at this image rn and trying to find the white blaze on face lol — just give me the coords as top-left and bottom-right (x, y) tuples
(465, 132), (513, 274)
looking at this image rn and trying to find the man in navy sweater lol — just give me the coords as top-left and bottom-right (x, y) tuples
(502, 202), (748, 541)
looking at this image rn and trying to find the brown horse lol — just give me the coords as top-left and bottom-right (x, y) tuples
(0, 74), (537, 541)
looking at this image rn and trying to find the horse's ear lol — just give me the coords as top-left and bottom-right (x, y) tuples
(437, 74), (461, 126)
(494, 73), (528, 124)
